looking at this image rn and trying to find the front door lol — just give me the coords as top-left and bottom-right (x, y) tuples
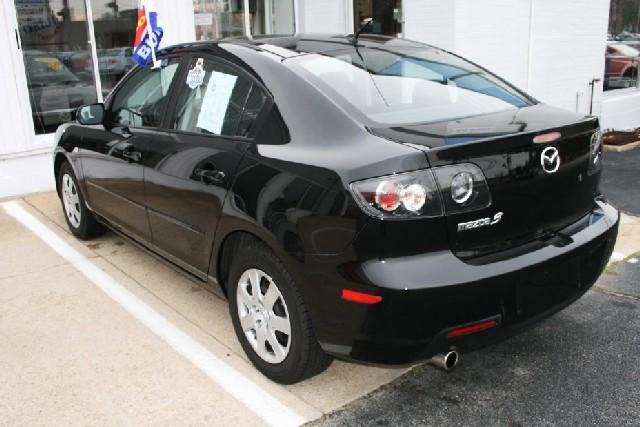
(353, 0), (403, 36)
(80, 57), (182, 241)
(142, 54), (270, 274)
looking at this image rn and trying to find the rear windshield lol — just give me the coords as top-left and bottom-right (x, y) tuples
(288, 46), (532, 126)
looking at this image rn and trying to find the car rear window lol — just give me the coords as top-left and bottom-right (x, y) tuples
(288, 46), (532, 126)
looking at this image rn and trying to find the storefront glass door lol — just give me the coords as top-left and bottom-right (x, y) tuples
(14, 0), (99, 135)
(354, 0), (402, 37)
(193, 0), (246, 41)
(250, 0), (295, 35)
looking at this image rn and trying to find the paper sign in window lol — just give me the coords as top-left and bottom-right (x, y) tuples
(196, 71), (238, 135)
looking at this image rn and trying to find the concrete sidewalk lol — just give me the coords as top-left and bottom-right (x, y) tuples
(0, 193), (408, 426)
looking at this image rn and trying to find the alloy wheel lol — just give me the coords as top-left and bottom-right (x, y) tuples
(236, 268), (292, 364)
(62, 174), (81, 228)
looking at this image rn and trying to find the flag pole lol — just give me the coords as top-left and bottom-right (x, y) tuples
(142, 0), (160, 68)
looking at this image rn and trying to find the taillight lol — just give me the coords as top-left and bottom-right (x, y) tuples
(350, 164), (491, 219)
(431, 164), (492, 215)
(588, 128), (603, 176)
(350, 169), (442, 219)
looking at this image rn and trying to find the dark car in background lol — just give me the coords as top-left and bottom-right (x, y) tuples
(24, 51), (97, 134)
(53, 35), (619, 384)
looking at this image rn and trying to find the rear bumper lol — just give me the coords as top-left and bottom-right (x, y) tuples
(309, 200), (619, 365)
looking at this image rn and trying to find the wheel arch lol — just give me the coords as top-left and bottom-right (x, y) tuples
(211, 226), (297, 297)
(53, 151), (72, 197)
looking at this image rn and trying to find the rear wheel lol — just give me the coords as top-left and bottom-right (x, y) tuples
(227, 241), (331, 384)
(58, 162), (105, 239)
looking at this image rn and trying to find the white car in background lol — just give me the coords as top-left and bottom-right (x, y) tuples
(98, 47), (135, 78)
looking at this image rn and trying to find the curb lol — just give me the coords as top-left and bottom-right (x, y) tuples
(604, 141), (640, 152)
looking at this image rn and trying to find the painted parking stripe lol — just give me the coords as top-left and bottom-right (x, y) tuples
(610, 252), (626, 262)
(2, 201), (305, 427)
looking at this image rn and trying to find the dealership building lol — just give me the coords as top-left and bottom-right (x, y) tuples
(1, 0), (639, 198)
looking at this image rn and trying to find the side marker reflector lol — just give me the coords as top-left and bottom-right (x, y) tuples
(341, 289), (382, 304)
(447, 319), (498, 337)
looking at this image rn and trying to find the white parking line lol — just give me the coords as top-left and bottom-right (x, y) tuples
(610, 252), (626, 262)
(2, 201), (305, 427)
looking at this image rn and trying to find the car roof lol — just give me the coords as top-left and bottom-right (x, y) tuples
(158, 34), (429, 59)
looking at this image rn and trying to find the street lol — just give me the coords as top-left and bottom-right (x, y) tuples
(601, 147), (640, 216)
(318, 258), (640, 427)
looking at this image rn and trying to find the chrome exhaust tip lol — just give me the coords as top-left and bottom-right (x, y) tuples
(429, 351), (459, 372)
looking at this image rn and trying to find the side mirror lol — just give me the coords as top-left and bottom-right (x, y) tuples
(77, 103), (105, 125)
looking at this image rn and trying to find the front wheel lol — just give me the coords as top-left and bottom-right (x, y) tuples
(58, 162), (105, 239)
(228, 241), (331, 384)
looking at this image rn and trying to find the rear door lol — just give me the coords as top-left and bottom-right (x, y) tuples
(142, 54), (271, 274)
(80, 57), (181, 241)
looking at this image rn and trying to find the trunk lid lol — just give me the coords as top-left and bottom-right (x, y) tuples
(371, 105), (601, 260)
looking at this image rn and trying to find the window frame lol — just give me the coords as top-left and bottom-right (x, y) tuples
(103, 53), (187, 132)
(162, 52), (274, 143)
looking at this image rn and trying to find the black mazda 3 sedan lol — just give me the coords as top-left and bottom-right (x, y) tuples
(53, 35), (619, 384)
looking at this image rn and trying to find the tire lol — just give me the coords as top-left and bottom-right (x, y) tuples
(227, 241), (331, 384)
(58, 161), (105, 240)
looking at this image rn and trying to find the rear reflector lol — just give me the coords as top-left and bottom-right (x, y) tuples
(533, 132), (561, 144)
(447, 319), (498, 337)
(341, 289), (382, 304)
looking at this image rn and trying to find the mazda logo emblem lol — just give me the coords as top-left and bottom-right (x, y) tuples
(540, 146), (560, 174)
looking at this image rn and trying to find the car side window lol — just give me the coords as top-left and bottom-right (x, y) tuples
(172, 57), (268, 138)
(109, 58), (180, 128)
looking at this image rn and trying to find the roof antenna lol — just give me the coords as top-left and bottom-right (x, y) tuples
(353, 18), (373, 45)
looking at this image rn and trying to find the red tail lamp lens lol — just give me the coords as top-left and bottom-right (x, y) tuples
(447, 320), (498, 337)
(341, 289), (383, 304)
(374, 181), (401, 211)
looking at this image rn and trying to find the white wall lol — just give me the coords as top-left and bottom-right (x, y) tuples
(298, 0), (349, 33)
(404, 0), (613, 118)
(404, 0), (456, 51)
(156, 0), (196, 48)
(454, 0), (531, 92)
(0, 153), (55, 199)
(601, 90), (640, 130)
(527, 0), (610, 114)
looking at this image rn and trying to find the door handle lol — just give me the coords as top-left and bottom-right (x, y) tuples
(194, 168), (226, 185)
(121, 147), (142, 163)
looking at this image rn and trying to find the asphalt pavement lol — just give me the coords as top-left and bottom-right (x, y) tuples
(317, 258), (640, 427)
(601, 147), (640, 216)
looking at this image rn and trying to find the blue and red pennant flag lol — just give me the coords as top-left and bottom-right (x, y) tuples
(133, 0), (163, 67)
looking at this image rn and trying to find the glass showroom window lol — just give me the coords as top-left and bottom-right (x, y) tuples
(192, 0), (295, 40)
(605, 0), (640, 91)
(193, 0), (246, 40)
(90, 0), (138, 95)
(250, 0), (295, 35)
(15, 0), (99, 134)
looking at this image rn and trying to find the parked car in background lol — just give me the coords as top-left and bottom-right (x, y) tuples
(605, 43), (639, 90)
(98, 47), (136, 78)
(54, 35), (618, 384)
(24, 51), (96, 134)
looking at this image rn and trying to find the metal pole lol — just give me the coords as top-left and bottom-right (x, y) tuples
(84, 0), (104, 102)
(243, 0), (252, 38)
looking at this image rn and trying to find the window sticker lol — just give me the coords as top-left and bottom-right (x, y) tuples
(186, 58), (205, 89)
(196, 71), (238, 135)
